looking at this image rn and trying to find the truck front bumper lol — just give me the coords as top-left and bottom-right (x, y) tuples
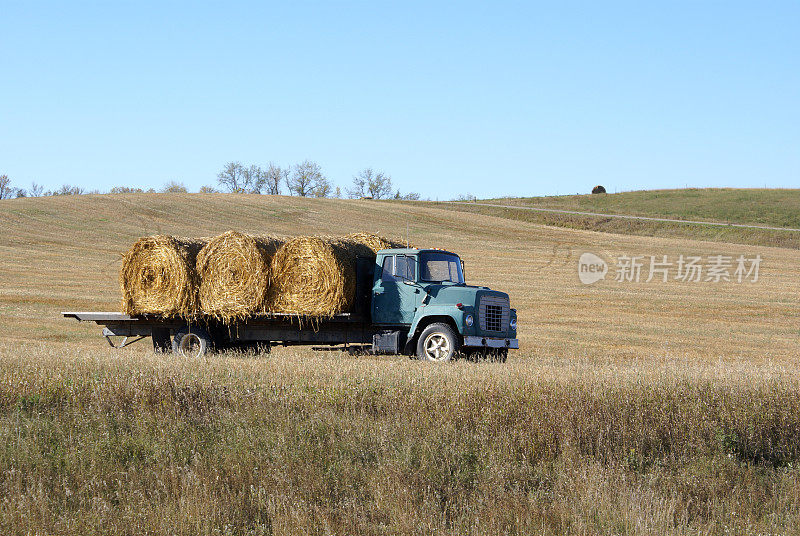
(463, 336), (519, 349)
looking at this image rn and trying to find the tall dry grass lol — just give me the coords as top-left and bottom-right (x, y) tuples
(2, 342), (800, 535)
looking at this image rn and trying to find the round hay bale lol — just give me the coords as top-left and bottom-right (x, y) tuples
(119, 235), (205, 317)
(345, 232), (405, 253)
(268, 236), (375, 316)
(196, 231), (283, 322)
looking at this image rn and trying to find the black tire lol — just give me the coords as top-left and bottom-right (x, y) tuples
(416, 323), (459, 362)
(172, 326), (212, 358)
(151, 327), (172, 353)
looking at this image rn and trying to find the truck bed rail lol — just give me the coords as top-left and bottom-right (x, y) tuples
(62, 311), (353, 322)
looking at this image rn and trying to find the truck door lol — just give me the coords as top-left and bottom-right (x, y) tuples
(372, 254), (420, 325)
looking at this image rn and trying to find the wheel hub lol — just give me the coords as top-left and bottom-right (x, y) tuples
(424, 333), (450, 361)
(179, 333), (202, 358)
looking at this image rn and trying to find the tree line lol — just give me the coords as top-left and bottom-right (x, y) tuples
(214, 160), (420, 200)
(0, 161), (421, 200)
(0, 175), (86, 199)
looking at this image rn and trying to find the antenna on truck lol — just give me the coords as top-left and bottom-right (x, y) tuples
(406, 222), (409, 248)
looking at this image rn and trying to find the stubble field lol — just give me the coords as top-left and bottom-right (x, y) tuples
(1, 193), (799, 534)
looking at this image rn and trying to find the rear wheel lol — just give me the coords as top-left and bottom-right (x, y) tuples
(416, 323), (459, 362)
(172, 326), (212, 358)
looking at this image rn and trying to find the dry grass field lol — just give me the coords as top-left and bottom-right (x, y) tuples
(1, 193), (800, 534)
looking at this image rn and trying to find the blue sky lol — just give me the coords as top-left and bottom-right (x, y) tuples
(1, 1), (798, 198)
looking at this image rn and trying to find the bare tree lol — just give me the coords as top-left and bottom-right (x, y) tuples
(287, 160), (325, 197)
(0, 175), (13, 200)
(392, 188), (422, 200)
(349, 168), (392, 199)
(110, 186), (145, 193)
(367, 171), (392, 199)
(241, 165), (266, 194)
(217, 161), (247, 192)
(347, 172), (367, 199)
(29, 182), (44, 197)
(199, 185), (218, 193)
(161, 181), (188, 193)
(51, 184), (84, 196)
(263, 163), (288, 195)
(219, 162), (295, 194)
(312, 177), (332, 198)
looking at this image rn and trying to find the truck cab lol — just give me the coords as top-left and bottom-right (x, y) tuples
(371, 248), (518, 361)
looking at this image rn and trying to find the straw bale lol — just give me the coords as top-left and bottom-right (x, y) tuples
(345, 232), (405, 253)
(268, 236), (375, 316)
(119, 235), (205, 317)
(196, 231), (282, 322)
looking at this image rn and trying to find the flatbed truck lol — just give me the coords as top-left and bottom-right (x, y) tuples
(63, 248), (518, 362)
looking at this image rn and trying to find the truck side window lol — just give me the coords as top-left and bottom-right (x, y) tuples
(381, 256), (395, 282)
(396, 255), (415, 281)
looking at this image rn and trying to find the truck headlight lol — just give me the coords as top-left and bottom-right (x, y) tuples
(465, 314), (474, 327)
(510, 317), (517, 330)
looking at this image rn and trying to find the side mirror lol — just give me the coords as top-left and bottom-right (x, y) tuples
(461, 260), (466, 280)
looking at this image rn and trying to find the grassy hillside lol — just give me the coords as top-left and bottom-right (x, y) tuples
(1, 193), (800, 534)
(417, 188), (800, 249)
(489, 188), (800, 227)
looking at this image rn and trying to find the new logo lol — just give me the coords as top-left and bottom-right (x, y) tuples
(578, 252), (608, 284)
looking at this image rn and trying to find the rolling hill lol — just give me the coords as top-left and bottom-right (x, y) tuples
(486, 188), (800, 227)
(419, 188), (800, 249)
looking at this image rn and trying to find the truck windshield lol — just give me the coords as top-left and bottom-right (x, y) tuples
(419, 252), (464, 283)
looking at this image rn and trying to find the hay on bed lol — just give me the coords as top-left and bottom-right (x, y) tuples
(196, 231), (282, 323)
(119, 235), (205, 317)
(268, 236), (375, 316)
(345, 232), (405, 253)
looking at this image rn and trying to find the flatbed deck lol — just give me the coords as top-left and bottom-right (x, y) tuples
(62, 310), (378, 353)
(62, 311), (354, 322)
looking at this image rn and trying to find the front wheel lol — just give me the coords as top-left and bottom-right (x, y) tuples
(172, 326), (212, 358)
(416, 323), (459, 362)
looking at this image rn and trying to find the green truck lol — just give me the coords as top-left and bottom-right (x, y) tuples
(63, 248), (518, 362)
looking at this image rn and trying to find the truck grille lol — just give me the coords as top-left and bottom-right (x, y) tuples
(479, 295), (509, 332)
(484, 305), (503, 331)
